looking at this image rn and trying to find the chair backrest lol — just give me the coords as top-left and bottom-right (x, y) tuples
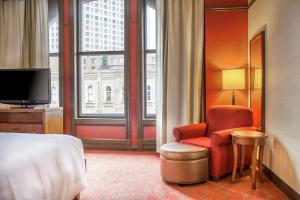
(206, 105), (253, 136)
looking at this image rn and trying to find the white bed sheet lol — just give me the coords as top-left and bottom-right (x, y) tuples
(0, 133), (87, 200)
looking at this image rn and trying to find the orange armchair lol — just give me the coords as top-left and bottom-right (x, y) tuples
(173, 105), (257, 179)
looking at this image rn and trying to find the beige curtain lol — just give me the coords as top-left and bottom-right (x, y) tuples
(0, 0), (24, 68)
(156, 0), (205, 150)
(0, 0), (48, 68)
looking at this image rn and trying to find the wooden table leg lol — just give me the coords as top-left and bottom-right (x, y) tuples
(232, 141), (238, 183)
(240, 145), (245, 177)
(251, 140), (259, 189)
(259, 144), (265, 182)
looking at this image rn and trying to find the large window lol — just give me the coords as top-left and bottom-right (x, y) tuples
(48, 0), (60, 108)
(78, 0), (125, 117)
(144, 0), (156, 117)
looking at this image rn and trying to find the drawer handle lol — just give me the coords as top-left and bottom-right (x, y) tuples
(11, 128), (20, 131)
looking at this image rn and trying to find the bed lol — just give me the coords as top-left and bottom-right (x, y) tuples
(0, 133), (87, 200)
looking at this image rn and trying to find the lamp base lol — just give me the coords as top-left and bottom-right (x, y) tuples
(232, 90), (235, 105)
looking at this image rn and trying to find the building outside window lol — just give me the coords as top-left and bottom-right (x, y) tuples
(106, 86), (112, 102)
(87, 85), (94, 103)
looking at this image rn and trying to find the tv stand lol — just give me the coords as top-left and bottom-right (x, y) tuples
(11, 105), (35, 109)
(0, 108), (63, 134)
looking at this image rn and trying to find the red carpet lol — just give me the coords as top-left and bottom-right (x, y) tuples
(81, 151), (287, 200)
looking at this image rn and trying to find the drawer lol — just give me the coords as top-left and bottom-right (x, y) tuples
(0, 112), (43, 123)
(0, 123), (44, 133)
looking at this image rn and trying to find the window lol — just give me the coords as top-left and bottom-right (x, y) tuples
(78, 0), (125, 117)
(144, 0), (156, 117)
(106, 86), (112, 102)
(48, 0), (60, 108)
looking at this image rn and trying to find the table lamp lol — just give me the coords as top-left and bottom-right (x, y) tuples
(222, 68), (245, 105)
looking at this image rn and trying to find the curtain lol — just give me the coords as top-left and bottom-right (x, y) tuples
(0, 0), (24, 68)
(0, 0), (48, 68)
(156, 0), (205, 151)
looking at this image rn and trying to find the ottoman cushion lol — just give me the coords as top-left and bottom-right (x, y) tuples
(160, 142), (208, 161)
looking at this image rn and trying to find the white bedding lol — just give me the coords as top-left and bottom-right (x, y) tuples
(0, 133), (87, 200)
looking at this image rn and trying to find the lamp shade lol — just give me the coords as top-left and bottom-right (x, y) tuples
(222, 69), (245, 90)
(254, 68), (262, 89)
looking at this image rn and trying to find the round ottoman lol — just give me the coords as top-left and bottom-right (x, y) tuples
(160, 142), (208, 184)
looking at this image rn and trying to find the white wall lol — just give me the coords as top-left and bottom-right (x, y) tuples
(249, 0), (300, 194)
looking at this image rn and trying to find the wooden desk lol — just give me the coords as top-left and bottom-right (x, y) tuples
(231, 130), (267, 189)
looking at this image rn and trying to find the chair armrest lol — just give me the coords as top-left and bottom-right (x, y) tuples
(211, 126), (258, 146)
(173, 123), (207, 142)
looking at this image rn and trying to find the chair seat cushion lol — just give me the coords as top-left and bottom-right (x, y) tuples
(160, 142), (208, 161)
(180, 137), (211, 149)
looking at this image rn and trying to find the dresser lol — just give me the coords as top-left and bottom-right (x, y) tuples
(0, 108), (63, 134)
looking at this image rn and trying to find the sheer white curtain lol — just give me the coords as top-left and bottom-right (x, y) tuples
(156, 0), (205, 151)
(0, 0), (48, 68)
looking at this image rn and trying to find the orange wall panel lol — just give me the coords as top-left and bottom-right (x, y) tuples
(143, 126), (156, 139)
(205, 10), (248, 115)
(76, 126), (127, 139)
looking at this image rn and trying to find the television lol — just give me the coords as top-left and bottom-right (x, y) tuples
(0, 69), (50, 107)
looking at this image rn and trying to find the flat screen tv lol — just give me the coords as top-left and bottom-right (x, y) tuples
(0, 69), (50, 107)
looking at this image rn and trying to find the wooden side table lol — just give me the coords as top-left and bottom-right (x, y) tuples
(231, 130), (267, 189)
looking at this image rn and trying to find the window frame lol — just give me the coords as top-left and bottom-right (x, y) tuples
(143, 0), (156, 119)
(76, 0), (127, 119)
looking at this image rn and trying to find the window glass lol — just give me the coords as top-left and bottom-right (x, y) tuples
(145, 0), (156, 50)
(78, 0), (125, 117)
(48, 0), (60, 108)
(144, 0), (156, 117)
(80, 0), (125, 52)
(145, 53), (156, 116)
(79, 54), (125, 116)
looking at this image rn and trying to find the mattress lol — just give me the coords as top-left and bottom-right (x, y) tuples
(0, 133), (87, 200)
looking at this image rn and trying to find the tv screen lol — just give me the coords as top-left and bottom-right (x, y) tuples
(0, 69), (50, 105)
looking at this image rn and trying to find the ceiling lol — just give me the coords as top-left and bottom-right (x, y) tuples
(205, 0), (252, 9)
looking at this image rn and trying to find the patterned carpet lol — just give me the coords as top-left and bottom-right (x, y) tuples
(81, 151), (287, 200)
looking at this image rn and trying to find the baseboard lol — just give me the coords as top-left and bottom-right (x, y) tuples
(82, 138), (131, 151)
(262, 165), (300, 200)
(137, 139), (156, 151)
(82, 138), (156, 151)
